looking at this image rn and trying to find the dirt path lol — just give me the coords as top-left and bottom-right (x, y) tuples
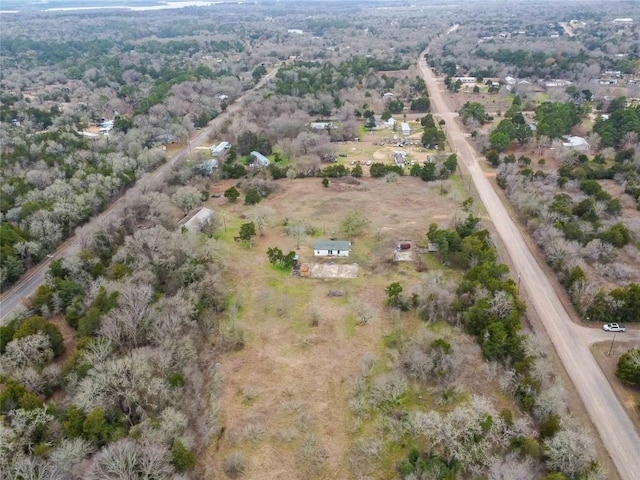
(418, 53), (640, 480)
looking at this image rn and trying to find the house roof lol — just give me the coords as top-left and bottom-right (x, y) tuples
(314, 240), (351, 251)
(182, 207), (215, 232)
(309, 122), (332, 130)
(250, 151), (270, 166)
(211, 141), (230, 154)
(563, 136), (589, 147)
(197, 159), (218, 173)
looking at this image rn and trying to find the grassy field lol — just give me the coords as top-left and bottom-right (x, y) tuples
(201, 175), (471, 479)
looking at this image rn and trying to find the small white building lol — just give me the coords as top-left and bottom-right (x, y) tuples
(562, 136), (590, 152)
(210, 142), (230, 156)
(544, 79), (572, 88)
(612, 18), (633, 24)
(250, 151), (270, 167)
(313, 240), (351, 257)
(454, 76), (477, 84)
(181, 207), (215, 233)
(401, 122), (411, 137)
(195, 159), (218, 175)
(309, 122), (333, 130)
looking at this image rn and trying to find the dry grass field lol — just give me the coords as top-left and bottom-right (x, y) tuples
(201, 175), (467, 479)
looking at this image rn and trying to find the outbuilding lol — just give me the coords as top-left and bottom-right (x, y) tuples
(250, 151), (270, 167)
(562, 136), (590, 152)
(180, 207), (215, 233)
(313, 240), (351, 257)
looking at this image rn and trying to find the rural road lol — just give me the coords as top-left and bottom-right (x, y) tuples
(417, 54), (640, 479)
(0, 66), (280, 323)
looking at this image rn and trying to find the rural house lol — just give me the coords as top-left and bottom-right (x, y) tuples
(250, 151), (270, 167)
(194, 159), (218, 175)
(180, 207), (215, 233)
(562, 136), (590, 152)
(210, 141), (230, 156)
(313, 240), (351, 257)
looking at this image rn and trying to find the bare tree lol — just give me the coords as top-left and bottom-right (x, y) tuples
(98, 284), (153, 351)
(1, 333), (54, 372)
(544, 427), (596, 477)
(249, 206), (272, 236)
(287, 223), (307, 249)
(172, 185), (202, 216)
(87, 438), (174, 480)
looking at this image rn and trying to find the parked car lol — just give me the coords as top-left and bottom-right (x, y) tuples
(603, 323), (626, 332)
(211, 193), (221, 198)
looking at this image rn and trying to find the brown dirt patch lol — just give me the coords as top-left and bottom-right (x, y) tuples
(49, 314), (77, 365)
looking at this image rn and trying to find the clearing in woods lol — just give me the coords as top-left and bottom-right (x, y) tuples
(203, 175), (465, 479)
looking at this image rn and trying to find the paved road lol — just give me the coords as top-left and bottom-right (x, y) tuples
(0, 67), (280, 323)
(418, 55), (640, 479)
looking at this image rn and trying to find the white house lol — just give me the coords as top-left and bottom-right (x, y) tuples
(250, 151), (270, 167)
(401, 122), (411, 137)
(313, 240), (351, 257)
(181, 207), (215, 233)
(99, 120), (113, 134)
(454, 76), (477, 84)
(195, 159), (218, 175)
(544, 79), (572, 88)
(210, 141), (230, 156)
(562, 136), (590, 152)
(309, 121), (333, 130)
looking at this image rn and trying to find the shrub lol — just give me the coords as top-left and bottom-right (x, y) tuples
(82, 407), (112, 446)
(0, 380), (42, 412)
(615, 349), (640, 387)
(224, 186), (240, 202)
(539, 413), (561, 439)
(171, 439), (196, 472)
(244, 188), (261, 205)
(62, 405), (86, 438)
(13, 316), (65, 357)
(223, 451), (247, 478)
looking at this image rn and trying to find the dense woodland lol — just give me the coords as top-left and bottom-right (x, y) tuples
(1, 0), (640, 478)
